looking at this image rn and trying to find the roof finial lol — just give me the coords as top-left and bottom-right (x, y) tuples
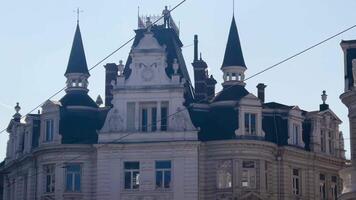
(75, 8), (83, 24)
(233, 0), (235, 15)
(321, 90), (327, 104)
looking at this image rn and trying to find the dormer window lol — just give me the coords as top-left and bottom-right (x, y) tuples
(244, 113), (256, 135)
(321, 130), (326, 152)
(45, 119), (54, 142)
(328, 131), (335, 155)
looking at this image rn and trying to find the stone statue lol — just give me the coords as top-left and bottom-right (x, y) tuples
(162, 6), (170, 28)
(101, 109), (124, 132)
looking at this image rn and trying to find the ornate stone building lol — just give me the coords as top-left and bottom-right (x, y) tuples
(339, 40), (356, 200)
(0, 7), (346, 200)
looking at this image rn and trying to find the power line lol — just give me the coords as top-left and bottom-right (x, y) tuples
(0, 0), (187, 135)
(2, 2), (355, 190)
(1, 0), (189, 189)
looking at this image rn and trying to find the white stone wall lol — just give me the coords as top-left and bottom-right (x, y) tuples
(95, 142), (199, 200)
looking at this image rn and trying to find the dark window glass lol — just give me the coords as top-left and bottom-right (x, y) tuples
(152, 107), (157, 132)
(65, 164), (81, 192)
(124, 172), (131, 189)
(164, 171), (171, 188)
(141, 109), (148, 132)
(161, 107), (168, 131)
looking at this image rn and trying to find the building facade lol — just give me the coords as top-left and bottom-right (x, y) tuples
(0, 8), (346, 200)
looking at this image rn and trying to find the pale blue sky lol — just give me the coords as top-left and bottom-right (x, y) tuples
(0, 0), (355, 160)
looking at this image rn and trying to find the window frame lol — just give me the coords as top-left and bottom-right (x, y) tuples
(139, 102), (157, 132)
(64, 163), (82, 193)
(44, 164), (56, 193)
(45, 119), (54, 142)
(124, 161), (140, 190)
(241, 160), (256, 188)
(292, 168), (301, 196)
(244, 113), (257, 135)
(216, 160), (232, 189)
(155, 160), (172, 190)
(292, 123), (300, 145)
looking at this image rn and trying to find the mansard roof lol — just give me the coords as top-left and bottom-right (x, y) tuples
(221, 16), (246, 68)
(212, 84), (249, 102)
(65, 24), (90, 76)
(60, 90), (98, 108)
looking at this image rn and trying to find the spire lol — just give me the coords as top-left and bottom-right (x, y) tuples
(65, 23), (89, 76)
(221, 16), (246, 69)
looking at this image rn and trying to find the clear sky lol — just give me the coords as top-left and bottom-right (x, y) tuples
(0, 0), (355, 160)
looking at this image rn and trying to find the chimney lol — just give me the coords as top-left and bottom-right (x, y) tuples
(104, 63), (118, 107)
(192, 34), (208, 102)
(256, 83), (267, 103)
(206, 75), (217, 101)
(194, 35), (198, 62)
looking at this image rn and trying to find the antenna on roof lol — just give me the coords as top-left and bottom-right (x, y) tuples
(74, 8), (83, 24)
(138, 6), (140, 18)
(233, 0), (235, 15)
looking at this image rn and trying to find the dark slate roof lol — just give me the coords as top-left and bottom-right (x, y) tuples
(221, 16), (246, 68)
(65, 24), (89, 76)
(212, 84), (249, 102)
(124, 26), (191, 83)
(60, 91), (98, 108)
(263, 102), (293, 109)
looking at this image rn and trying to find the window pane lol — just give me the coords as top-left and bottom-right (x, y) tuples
(74, 173), (81, 192)
(251, 114), (256, 135)
(124, 162), (139, 169)
(141, 109), (148, 132)
(67, 165), (80, 172)
(156, 171), (163, 188)
(133, 171), (140, 189)
(124, 172), (131, 189)
(164, 171), (171, 188)
(244, 113), (249, 134)
(161, 107), (168, 131)
(46, 175), (51, 193)
(156, 161), (171, 169)
(152, 107), (157, 132)
(66, 174), (73, 191)
(242, 161), (255, 168)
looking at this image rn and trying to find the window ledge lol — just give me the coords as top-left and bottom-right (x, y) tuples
(63, 192), (83, 200)
(41, 194), (54, 200)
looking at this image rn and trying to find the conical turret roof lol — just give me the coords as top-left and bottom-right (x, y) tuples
(221, 16), (246, 68)
(65, 24), (89, 76)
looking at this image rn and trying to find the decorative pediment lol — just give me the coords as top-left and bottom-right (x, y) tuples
(319, 109), (342, 123)
(134, 32), (164, 51)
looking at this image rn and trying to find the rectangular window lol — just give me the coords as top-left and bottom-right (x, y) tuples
(321, 130), (326, 152)
(216, 160), (232, 189)
(319, 174), (326, 200)
(241, 161), (256, 188)
(45, 119), (54, 142)
(244, 113), (256, 135)
(155, 161), (172, 189)
(329, 131), (335, 155)
(124, 161), (140, 190)
(292, 124), (300, 145)
(127, 102), (136, 131)
(44, 164), (55, 193)
(331, 176), (337, 200)
(65, 164), (81, 192)
(161, 103), (168, 131)
(140, 103), (158, 132)
(292, 169), (301, 195)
